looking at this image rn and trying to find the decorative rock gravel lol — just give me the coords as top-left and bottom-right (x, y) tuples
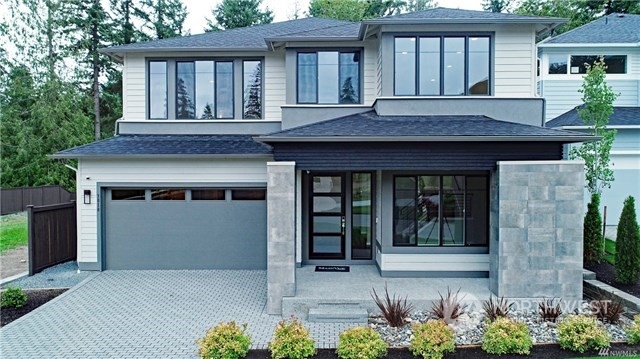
(369, 309), (630, 347)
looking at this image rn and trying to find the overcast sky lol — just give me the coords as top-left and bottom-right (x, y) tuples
(184, 0), (484, 34)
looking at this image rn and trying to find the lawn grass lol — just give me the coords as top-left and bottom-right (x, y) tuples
(0, 213), (28, 253)
(604, 238), (616, 265)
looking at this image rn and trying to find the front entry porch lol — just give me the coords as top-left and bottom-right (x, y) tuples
(283, 265), (491, 320)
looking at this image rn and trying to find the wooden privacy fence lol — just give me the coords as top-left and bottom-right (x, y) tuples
(1, 185), (76, 215)
(28, 202), (77, 275)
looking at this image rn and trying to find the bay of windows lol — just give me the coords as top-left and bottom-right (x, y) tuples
(548, 55), (626, 75)
(394, 35), (491, 96)
(147, 59), (263, 120)
(297, 51), (361, 104)
(393, 175), (488, 247)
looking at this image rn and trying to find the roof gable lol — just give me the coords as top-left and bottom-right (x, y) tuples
(546, 106), (640, 127)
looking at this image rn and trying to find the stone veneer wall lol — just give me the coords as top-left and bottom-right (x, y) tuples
(267, 162), (296, 315)
(491, 160), (584, 302)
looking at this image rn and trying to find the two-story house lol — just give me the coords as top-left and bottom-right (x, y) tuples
(539, 13), (640, 225)
(54, 8), (593, 315)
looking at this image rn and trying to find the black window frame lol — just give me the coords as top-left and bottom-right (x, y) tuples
(392, 174), (489, 247)
(393, 34), (492, 96)
(295, 49), (363, 105)
(146, 57), (264, 121)
(569, 55), (627, 74)
(148, 60), (168, 120)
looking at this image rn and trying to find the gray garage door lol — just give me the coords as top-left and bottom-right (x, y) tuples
(104, 187), (267, 270)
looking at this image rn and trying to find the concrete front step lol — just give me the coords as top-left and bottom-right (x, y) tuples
(307, 303), (369, 323)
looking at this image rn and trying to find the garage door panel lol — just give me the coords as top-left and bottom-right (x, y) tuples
(105, 188), (267, 270)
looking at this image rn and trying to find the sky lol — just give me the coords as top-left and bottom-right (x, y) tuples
(183, 0), (484, 34)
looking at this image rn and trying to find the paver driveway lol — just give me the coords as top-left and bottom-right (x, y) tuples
(1, 270), (356, 358)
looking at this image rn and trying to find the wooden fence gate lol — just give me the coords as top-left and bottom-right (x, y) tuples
(27, 202), (77, 275)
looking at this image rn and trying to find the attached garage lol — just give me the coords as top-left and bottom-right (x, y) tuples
(103, 187), (267, 270)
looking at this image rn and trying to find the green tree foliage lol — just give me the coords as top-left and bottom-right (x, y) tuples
(308, 0), (407, 21)
(1, 67), (93, 190)
(206, 0), (273, 31)
(140, 0), (188, 39)
(569, 59), (618, 195)
(584, 193), (604, 264)
(615, 196), (640, 284)
(405, 0), (436, 12)
(243, 64), (262, 119)
(109, 0), (146, 45)
(340, 77), (357, 104)
(483, 0), (512, 13)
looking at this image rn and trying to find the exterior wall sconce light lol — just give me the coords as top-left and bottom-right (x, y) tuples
(84, 190), (91, 204)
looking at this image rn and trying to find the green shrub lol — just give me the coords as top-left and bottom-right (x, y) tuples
(409, 319), (456, 359)
(197, 321), (251, 359)
(615, 196), (640, 284)
(625, 315), (640, 345)
(584, 193), (604, 264)
(481, 317), (532, 355)
(557, 315), (610, 353)
(337, 327), (387, 359)
(269, 317), (315, 359)
(1, 286), (28, 309)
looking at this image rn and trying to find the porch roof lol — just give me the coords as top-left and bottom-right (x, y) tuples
(50, 134), (273, 159)
(257, 111), (596, 143)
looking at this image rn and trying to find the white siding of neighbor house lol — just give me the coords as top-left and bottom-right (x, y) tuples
(122, 51), (286, 121)
(539, 47), (640, 121)
(378, 253), (490, 272)
(76, 158), (268, 264)
(380, 23), (538, 97)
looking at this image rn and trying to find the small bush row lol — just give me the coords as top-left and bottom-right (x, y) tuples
(1, 286), (28, 309)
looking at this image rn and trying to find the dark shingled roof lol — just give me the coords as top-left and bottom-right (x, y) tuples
(364, 7), (565, 22)
(51, 135), (273, 159)
(542, 13), (640, 44)
(547, 106), (640, 127)
(259, 111), (592, 141)
(103, 17), (354, 53)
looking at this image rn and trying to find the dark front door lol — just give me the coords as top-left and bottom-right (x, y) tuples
(309, 174), (346, 259)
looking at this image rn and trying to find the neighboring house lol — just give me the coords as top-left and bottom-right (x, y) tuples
(538, 13), (640, 224)
(53, 8), (593, 315)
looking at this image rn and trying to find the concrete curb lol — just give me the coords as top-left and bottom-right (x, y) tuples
(0, 272), (29, 286)
(0, 272), (100, 331)
(584, 279), (640, 313)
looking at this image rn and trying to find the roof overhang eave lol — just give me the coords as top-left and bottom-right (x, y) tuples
(361, 18), (568, 26)
(257, 135), (597, 143)
(48, 153), (274, 160)
(538, 42), (640, 47)
(99, 46), (270, 56)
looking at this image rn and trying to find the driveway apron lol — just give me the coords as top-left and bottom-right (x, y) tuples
(0, 270), (356, 358)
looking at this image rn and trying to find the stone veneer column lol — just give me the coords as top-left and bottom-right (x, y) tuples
(267, 161), (296, 315)
(491, 160), (585, 302)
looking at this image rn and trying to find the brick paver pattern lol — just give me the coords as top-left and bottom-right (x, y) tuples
(0, 270), (358, 358)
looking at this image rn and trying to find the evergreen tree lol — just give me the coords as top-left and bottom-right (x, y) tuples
(615, 196), (640, 284)
(405, 0), (436, 12)
(482, 0), (512, 13)
(365, 0), (406, 17)
(109, 0), (147, 44)
(308, 0), (368, 21)
(340, 77), (357, 104)
(201, 104), (214, 119)
(140, 0), (188, 39)
(243, 64), (262, 119)
(584, 193), (604, 264)
(176, 78), (194, 119)
(206, 0), (273, 32)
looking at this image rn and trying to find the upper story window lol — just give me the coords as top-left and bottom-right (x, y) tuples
(394, 35), (491, 96)
(147, 58), (263, 120)
(297, 51), (361, 104)
(548, 55), (626, 75)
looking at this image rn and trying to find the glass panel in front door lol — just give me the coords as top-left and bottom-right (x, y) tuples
(310, 175), (345, 259)
(352, 173), (372, 259)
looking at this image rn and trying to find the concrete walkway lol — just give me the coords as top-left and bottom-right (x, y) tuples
(0, 270), (357, 358)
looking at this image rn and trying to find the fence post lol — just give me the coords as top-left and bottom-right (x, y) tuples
(27, 205), (35, 276)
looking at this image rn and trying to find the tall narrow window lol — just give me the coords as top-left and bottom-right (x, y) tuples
(243, 60), (262, 119)
(176, 62), (195, 119)
(195, 61), (215, 119)
(394, 38), (416, 95)
(297, 51), (361, 104)
(444, 37), (465, 95)
(468, 37), (490, 95)
(352, 173), (372, 259)
(149, 61), (167, 119)
(419, 38), (440, 95)
(216, 62), (233, 119)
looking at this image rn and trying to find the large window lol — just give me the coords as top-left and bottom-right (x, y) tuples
(393, 175), (488, 247)
(148, 59), (262, 120)
(297, 51), (361, 104)
(395, 35), (490, 96)
(548, 55), (626, 74)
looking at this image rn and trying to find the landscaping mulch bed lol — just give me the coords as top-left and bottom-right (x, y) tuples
(0, 288), (67, 327)
(585, 262), (640, 297)
(248, 343), (640, 359)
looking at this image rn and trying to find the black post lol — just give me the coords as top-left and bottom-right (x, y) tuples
(27, 205), (35, 276)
